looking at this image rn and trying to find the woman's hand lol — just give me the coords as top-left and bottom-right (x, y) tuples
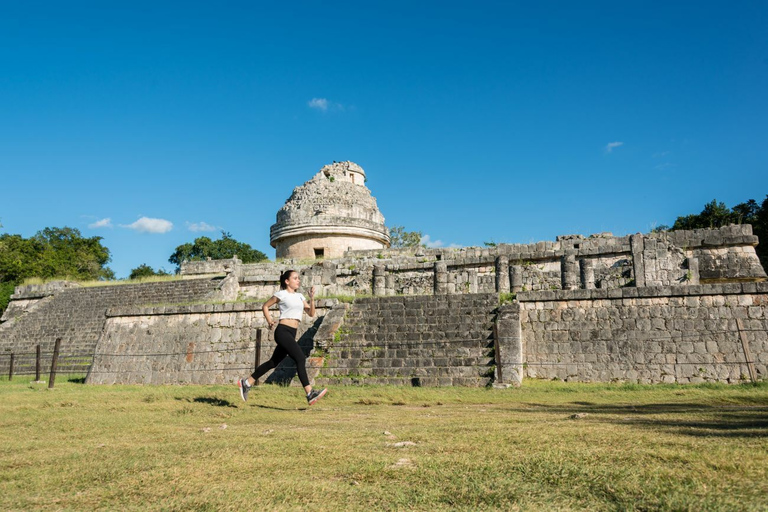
(305, 287), (317, 317)
(262, 296), (279, 330)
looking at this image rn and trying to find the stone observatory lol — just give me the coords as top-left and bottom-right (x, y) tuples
(269, 161), (390, 260)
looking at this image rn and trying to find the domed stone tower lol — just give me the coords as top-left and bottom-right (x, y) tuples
(270, 161), (390, 260)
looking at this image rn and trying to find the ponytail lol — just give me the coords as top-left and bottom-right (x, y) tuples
(279, 269), (296, 290)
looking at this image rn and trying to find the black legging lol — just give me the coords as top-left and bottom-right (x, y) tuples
(250, 324), (310, 387)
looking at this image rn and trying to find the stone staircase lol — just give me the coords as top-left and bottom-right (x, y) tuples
(314, 293), (498, 387)
(0, 278), (222, 375)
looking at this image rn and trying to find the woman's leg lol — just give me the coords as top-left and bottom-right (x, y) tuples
(272, 324), (311, 389)
(249, 343), (288, 383)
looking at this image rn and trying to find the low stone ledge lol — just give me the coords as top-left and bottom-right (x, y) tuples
(239, 276), (280, 284)
(106, 298), (339, 317)
(517, 282), (768, 302)
(386, 262), (435, 272)
(11, 280), (80, 299)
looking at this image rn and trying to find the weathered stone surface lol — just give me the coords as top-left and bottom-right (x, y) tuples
(269, 161), (390, 260)
(88, 300), (338, 385)
(518, 284), (767, 384)
(183, 225), (766, 300)
(495, 303), (523, 386)
(315, 293), (497, 387)
(0, 278), (226, 375)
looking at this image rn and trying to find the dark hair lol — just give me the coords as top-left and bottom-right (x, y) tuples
(279, 269), (297, 290)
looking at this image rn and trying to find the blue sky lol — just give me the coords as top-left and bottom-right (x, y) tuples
(1, 1), (767, 278)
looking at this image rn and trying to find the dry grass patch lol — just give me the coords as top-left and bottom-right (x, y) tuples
(0, 379), (766, 510)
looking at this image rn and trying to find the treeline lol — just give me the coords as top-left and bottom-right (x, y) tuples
(0, 227), (114, 312)
(656, 196), (768, 269)
(0, 228), (266, 314)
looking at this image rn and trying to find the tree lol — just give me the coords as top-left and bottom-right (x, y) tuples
(671, 199), (737, 230)
(668, 196), (768, 271)
(0, 227), (114, 283)
(0, 281), (14, 314)
(33, 227), (115, 281)
(389, 226), (424, 248)
(129, 264), (170, 280)
(0, 226), (115, 314)
(169, 231), (267, 271)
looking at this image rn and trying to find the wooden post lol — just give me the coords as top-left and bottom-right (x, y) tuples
(48, 338), (62, 389)
(8, 353), (14, 381)
(254, 329), (262, 386)
(36, 345), (41, 382)
(736, 319), (757, 383)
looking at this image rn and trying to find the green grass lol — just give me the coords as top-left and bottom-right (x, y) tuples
(21, 275), (184, 287)
(1, 379), (767, 511)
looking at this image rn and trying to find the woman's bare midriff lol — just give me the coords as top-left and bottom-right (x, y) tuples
(279, 319), (300, 328)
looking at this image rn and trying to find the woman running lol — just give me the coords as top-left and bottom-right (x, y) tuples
(238, 269), (327, 405)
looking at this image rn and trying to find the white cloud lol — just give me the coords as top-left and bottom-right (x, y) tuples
(605, 141), (624, 153)
(187, 221), (218, 232)
(308, 97), (349, 112)
(308, 98), (329, 111)
(421, 234), (461, 249)
(88, 218), (112, 229)
(121, 217), (173, 234)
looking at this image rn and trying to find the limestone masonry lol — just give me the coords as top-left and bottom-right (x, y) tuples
(1, 161), (766, 386)
(269, 161), (390, 260)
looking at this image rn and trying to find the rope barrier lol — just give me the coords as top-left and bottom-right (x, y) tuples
(1, 327), (763, 360)
(1, 325), (764, 383)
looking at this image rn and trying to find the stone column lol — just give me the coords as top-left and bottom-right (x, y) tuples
(496, 256), (510, 293)
(493, 303), (523, 387)
(373, 264), (386, 296)
(686, 257), (700, 285)
(510, 265), (523, 293)
(642, 238), (659, 286)
(630, 234), (646, 287)
(385, 274), (395, 296)
(468, 269), (478, 293)
(434, 262), (448, 294)
(561, 252), (580, 290)
(580, 258), (595, 290)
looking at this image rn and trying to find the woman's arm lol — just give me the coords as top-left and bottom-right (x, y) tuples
(304, 286), (316, 317)
(262, 296), (279, 328)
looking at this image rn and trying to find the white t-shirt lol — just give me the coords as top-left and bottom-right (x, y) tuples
(273, 289), (306, 320)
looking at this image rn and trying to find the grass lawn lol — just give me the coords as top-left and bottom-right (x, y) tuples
(1, 378), (767, 511)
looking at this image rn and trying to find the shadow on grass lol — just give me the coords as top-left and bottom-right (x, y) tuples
(253, 404), (308, 411)
(518, 402), (768, 437)
(173, 396), (238, 408)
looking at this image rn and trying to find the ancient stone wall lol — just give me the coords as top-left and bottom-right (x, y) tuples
(179, 257), (241, 278)
(274, 232), (386, 261)
(178, 225), (765, 300)
(514, 282), (768, 384)
(87, 299), (338, 385)
(314, 294), (498, 387)
(0, 278), (223, 374)
(2, 225), (764, 387)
